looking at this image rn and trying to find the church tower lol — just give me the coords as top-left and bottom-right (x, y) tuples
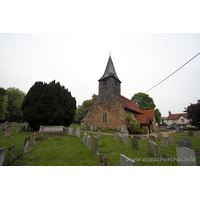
(96, 56), (121, 103)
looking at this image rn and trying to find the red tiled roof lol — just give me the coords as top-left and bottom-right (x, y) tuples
(80, 117), (86, 122)
(134, 114), (152, 125)
(142, 110), (154, 121)
(113, 95), (143, 114)
(168, 113), (188, 120)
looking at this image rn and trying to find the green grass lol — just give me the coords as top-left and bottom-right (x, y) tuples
(1, 124), (200, 166)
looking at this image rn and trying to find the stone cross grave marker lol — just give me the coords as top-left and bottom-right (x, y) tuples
(179, 140), (189, 148)
(86, 135), (91, 148)
(188, 130), (194, 137)
(2, 127), (11, 137)
(120, 154), (136, 166)
(123, 136), (128, 146)
(31, 133), (36, 146)
(157, 132), (163, 140)
(148, 141), (158, 158)
(183, 138), (192, 147)
(131, 137), (139, 150)
(92, 136), (98, 155)
(68, 128), (73, 136)
(83, 133), (87, 144)
(0, 147), (6, 166)
(24, 136), (31, 153)
(9, 145), (16, 161)
(114, 132), (119, 143)
(149, 135), (155, 142)
(176, 147), (197, 166)
(97, 132), (101, 138)
(75, 128), (80, 138)
(168, 135), (175, 143)
(161, 137), (169, 148)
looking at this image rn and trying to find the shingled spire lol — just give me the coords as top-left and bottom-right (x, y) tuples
(99, 56), (121, 83)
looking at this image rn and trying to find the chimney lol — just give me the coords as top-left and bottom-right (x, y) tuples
(169, 111), (171, 116)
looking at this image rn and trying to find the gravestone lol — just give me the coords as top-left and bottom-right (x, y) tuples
(123, 136), (128, 146)
(0, 147), (6, 166)
(161, 138), (169, 148)
(16, 128), (19, 133)
(179, 140), (189, 148)
(114, 132), (119, 143)
(68, 128), (73, 136)
(168, 135), (175, 143)
(83, 133), (87, 144)
(120, 154), (136, 166)
(92, 136), (98, 155)
(24, 136), (31, 153)
(39, 125), (43, 131)
(103, 156), (109, 166)
(188, 130), (193, 137)
(75, 128), (80, 137)
(97, 132), (101, 138)
(148, 141), (158, 157)
(131, 137), (139, 150)
(31, 133), (36, 146)
(2, 127), (11, 137)
(176, 147), (197, 166)
(149, 135), (155, 142)
(99, 153), (104, 163)
(86, 135), (91, 148)
(183, 138), (192, 147)
(157, 132), (163, 140)
(9, 145), (16, 160)
(175, 128), (180, 133)
(90, 125), (93, 131)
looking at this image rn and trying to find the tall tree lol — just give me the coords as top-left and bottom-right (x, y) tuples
(0, 87), (8, 121)
(131, 92), (161, 124)
(21, 80), (76, 130)
(6, 87), (25, 122)
(184, 100), (200, 129)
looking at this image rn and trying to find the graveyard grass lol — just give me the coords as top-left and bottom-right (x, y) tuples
(1, 124), (200, 166)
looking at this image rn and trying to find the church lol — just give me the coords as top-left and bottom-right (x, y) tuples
(82, 55), (157, 134)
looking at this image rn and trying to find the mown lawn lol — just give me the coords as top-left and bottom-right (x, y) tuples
(1, 124), (200, 166)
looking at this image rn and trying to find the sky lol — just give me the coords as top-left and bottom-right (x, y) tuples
(0, 33), (200, 117)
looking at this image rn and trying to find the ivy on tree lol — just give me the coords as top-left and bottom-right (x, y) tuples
(21, 80), (76, 130)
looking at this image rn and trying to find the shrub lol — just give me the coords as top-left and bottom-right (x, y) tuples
(142, 126), (148, 134)
(126, 114), (140, 134)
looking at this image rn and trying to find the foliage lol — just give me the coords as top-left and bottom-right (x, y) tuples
(131, 92), (161, 124)
(74, 94), (98, 123)
(6, 87), (25, 122)
(35, 134), (48, 141)
(126, 114), (140, 134)
(21, 80), (76, 130)
(142, 126), (148, 134)
(184, 99), (200, 129)
(0, 87), (8, 121)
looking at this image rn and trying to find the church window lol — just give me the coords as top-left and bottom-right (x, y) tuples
(103, 113), (107, 123)
(103, 79), (107, 86)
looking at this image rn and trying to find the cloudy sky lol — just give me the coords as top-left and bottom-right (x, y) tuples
(1, 1), (200, 119)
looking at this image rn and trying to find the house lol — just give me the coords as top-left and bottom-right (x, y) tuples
(161, 111), (190, 127)
(82, 55), (157, 134)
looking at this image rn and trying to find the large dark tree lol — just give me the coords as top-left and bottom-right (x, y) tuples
(184, 99), (200, 129)
(21, 80), (76, 130)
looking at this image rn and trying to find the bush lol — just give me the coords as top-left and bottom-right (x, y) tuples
(126, 114), (140, 134)
(142, 126), (148, 134)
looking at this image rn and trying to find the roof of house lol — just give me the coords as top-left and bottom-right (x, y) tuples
(80, 117), (86, 122)
(113, 95), (143, 114)
(167, 113), (188, 120)
(98, 56), (121, 82)
(134, 114), (152, 124)
(141, 110), (154, 121)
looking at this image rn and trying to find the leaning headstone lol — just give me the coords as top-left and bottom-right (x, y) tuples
(161, 137), (169, 148)
(188, 130), (194, 137)
(168, 135), (175, 143)
(120, 154), (136, 166)
(149, 135), (155, 142)
(114, 132), (119, 143)
(0, 147), (6, 166)
(90, 125), (93, 131)
(131, 137), (139, 150)
(183, 138), (192, 147)
(103, 156), (109, 166)
(176, 147), (197, 166)
(24, 136), (31, 153)
(97, 132), (101, 138)
(86, 135), (91, 148)
(148, 141), (158, 157)
(31, 133), (36, 146)
(157, 132), (163, 140)
(83, 133), (87, 144)
(92, 136), (98, 155)
(9, 145), (16, 161)
(123, 136), (128, 146)
(2, 128), (11, 137)
(179, 140), (189, 148)
(68, 128), (73, 136)
(75, 128), (80, 137)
